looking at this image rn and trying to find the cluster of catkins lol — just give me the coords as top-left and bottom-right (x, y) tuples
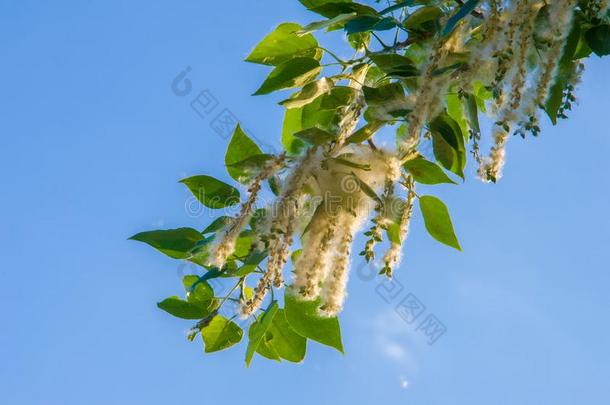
(206, 0), (587, 318)
(472, 0), (582, 181)
(206, 65), (409, 318)
(404, 0), (586, 182)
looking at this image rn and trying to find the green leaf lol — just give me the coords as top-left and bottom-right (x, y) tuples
(432, 62), (467, 77)
(404, 156), (457, 185)
(157, 296), (210, 320)
(282, 107), (307, 154)
(585, 24), (610, 56)
(362, 83), (410, 121)
(319, 86), (357, 110)
(227, 154), (273, 182)
(368, 54), (418, 78)
(383, 196), (406, 244)
(446, 93), (469, 139)
(562, 21), (583, 62)
(249, 208), (268, 231)
(245, 23), (319, 66)
(430, 112), (465, 151)
(225, 124), (263, 183)
(264, 309), (307, 362)
(280, 78), (334, 109)
(285, 291), (343, 353)
(573, 31), (592, 59)
(268, 176), (281, 196)
(302, 93), (340, 132)
(230, 250), (267, 277)
(180, 175), (240, 209)
(291, 249), (303, 264)
(345, 16), (396, 34)
(429, 113), (466, 179)
(193, 268), (224, 286)
(363, 82), (405, 104)
(182, 275), (214, 304)
(246, 301), (279, 366)
(201, 315), (243, 353)
(544, 76), (565, 125)
(443, 0), (481, 36)
(202, 216), (233, 234)
(254, 332), (282, 361)
(254, 57), (322, 95)
(348, 31), (371, 50)
(465, 92), (480, 134)
(298, 0), (351, 11)
(419, 195), (461, 251)
(306, 2), (378, 19)
(129, 228), (204, 259)
(347, 121), (384, 143)
(294, 127), (336, 145)
(299, 13), (357, 35)
(188, 237), (215, 266)
(545, 23), (582, 123)
(232, 230), (255, 259)
(473, 81), (491, 113)
(404, 6), (442, 31)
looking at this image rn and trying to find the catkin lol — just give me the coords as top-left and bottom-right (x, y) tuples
(208, 154), (285, 268)
(381, 176), (415, 278)
(319, 211), (355, 316)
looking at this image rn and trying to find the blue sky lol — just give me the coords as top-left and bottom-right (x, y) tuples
(1, 1), (609, 404)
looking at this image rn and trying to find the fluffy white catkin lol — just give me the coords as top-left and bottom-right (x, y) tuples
(381, 176), (415, 277)
(533, 0), (578, 108)
(208, 154), (285, 268)
(479, 0), (539, 181)
(319, 211), (356, 316)
(292, 211), (338, 299)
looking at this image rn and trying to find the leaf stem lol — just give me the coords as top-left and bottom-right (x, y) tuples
(318, 47), (346, 65)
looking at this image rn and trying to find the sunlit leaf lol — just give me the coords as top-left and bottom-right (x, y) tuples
(129, 228), (204, 259)
(368, 54), (418, 78)
(280, 78), (334, 109)
(265, 309), (307, 362)
(254, 57), (321, 95)
(306, 2), (377, 19)
(419, 195), (461, 251)
(157, 296), (210, 320)
(345, 16), (396, 34)
(285, 291), (343, 353)
(282, 107), (307, 154)
(225, 124), (263, 183)
(245, 23), (319, 66)
(294, 127), (336, 145)
(298, 13), (357, 35)
(429, 113), (466, 179)
(202, 216), (233, 234)
(180, 175), (240, 209)
(347, 121), (384, 143)
(201, 315), (243, 353)
(404, 6), (442, 32)
(404, 156), (457, 185)
(246, 301), (279, 366)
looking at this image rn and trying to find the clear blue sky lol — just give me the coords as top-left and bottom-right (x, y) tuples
(1, 1), (609, 404)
